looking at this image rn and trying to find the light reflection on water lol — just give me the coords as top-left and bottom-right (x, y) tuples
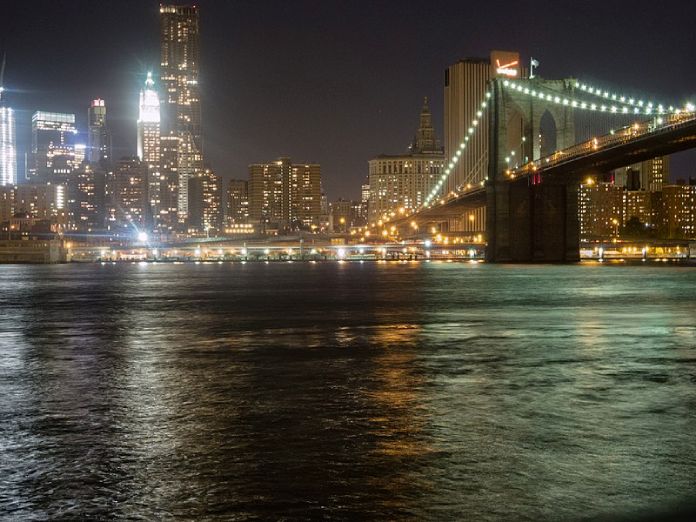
(0, 262), (695, 519)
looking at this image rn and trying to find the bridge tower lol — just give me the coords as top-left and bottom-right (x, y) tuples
(486, 77), (581, 262)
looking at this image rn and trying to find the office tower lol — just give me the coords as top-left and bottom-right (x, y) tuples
(188, 168), (222, 233)
(30, 111), (77, 180)
(112, 157), (148, 231)
(248, 158), (322, 231)
(226, 179), (249, 225)
(0, 57), (16, 186)
(444, 58), (491, 194)
(66, 164), (106, 232)
(368, 98), (445, 222)
(137, 72), (161, 226)
(87, 99), (111, 166)
(160, 4), (202, 223)
(159, 135), (179, 231)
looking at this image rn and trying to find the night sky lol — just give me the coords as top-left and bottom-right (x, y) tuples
(3, 0), (696, 198)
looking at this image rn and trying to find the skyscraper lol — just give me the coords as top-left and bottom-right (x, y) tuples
(0, 55), (16, 186)
(159, 4), (202, 223)
(444, 58), (491, 194)
(87, 99), (111, 166)
(443, 51), (520, 231)
(188, 168), (222, 234)
(137, 72), (161, 228)
(368, 98), (444, 222)
(110, 157), (148, 232)
(248, 158), (322, 231)
(30, 111), (78, 180)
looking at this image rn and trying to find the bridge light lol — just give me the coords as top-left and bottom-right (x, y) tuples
(531, 90), (537, 96)
(620, 96), (626, 102)
(476, 111), (482, 117)
(473, 119), (479, 126)
(486, 92), (491, 98)
(563, 99), (569, 105)
(554, 96), (560, 103)
(465, 136), (469, 141)
(686, 102), (695, 112)
(503, 80), (509, 86)
(611, 94), (617, 100)
(468, 128), (474, 134)
(629, 98), (635, 105)
(622, 107), (629, 113)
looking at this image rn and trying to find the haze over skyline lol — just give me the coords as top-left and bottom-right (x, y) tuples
(2, 0), (696, 199)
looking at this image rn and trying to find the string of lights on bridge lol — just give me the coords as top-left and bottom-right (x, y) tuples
(422, 90), (492, 207)
(417, 76), (694, 214)
(503, 79), (695, 115)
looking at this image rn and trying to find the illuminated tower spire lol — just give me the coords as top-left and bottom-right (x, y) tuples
(138, 71), (161, 227)
(0, 52), (17, 186)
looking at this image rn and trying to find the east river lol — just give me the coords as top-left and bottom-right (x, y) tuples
(1, 262), (695, 520)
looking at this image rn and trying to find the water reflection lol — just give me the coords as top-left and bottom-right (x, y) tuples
(0, 263), (694, 519)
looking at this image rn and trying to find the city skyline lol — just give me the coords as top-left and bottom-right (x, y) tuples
(2, 0), (696, 200)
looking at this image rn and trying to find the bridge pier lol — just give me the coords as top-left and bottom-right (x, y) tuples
(487, 179), (580, 263)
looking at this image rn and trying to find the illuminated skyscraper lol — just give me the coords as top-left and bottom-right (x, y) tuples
(160, 4), (202, 223)
(87, 99), (111, 166)
(137, 72), (161, 227)
(188, 168), (222, 234)
(111, 157), (148, 231)
(0, 54), (16, 186)
(249, 158), (322, 231)
(30, 111), (78, 180)
(368, 99), (444, 222)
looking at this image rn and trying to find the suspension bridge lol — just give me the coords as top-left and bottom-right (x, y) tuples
(388, 74), (696, 262)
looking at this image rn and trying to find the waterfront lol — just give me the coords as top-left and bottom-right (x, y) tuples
(1, 263), (695, 519)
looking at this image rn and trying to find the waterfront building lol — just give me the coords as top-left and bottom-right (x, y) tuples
(160, 4), (202, 222)
(14, 182), (68, 230)
(226, 179), (249, 225)
(330, 199), (366, 232)
(368, 98), (444, 222)
(0, 184), (13, 223)
(248, 158), (322, 231)
(623, 190), (654, 228)
(137, 72), (161, 228)
(188, 168), (222, 234)
(0, 66), (16, 186)
(29, 111), (78, 180)
(87, 99), (111, 166)
(655, 184), (696, 239)
(578, 180), (624, 240)
(111, 157), (148, 232)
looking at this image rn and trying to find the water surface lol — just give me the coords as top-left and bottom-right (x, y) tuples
(1, 262), (695, 519)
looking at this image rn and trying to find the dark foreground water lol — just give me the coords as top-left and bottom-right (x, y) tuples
(1, 262), (695, 520)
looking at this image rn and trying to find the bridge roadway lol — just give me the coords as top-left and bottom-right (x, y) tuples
(393, 113), (696, 248)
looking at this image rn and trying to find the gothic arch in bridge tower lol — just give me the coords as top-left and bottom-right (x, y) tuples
(539, 110), (558, 157)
